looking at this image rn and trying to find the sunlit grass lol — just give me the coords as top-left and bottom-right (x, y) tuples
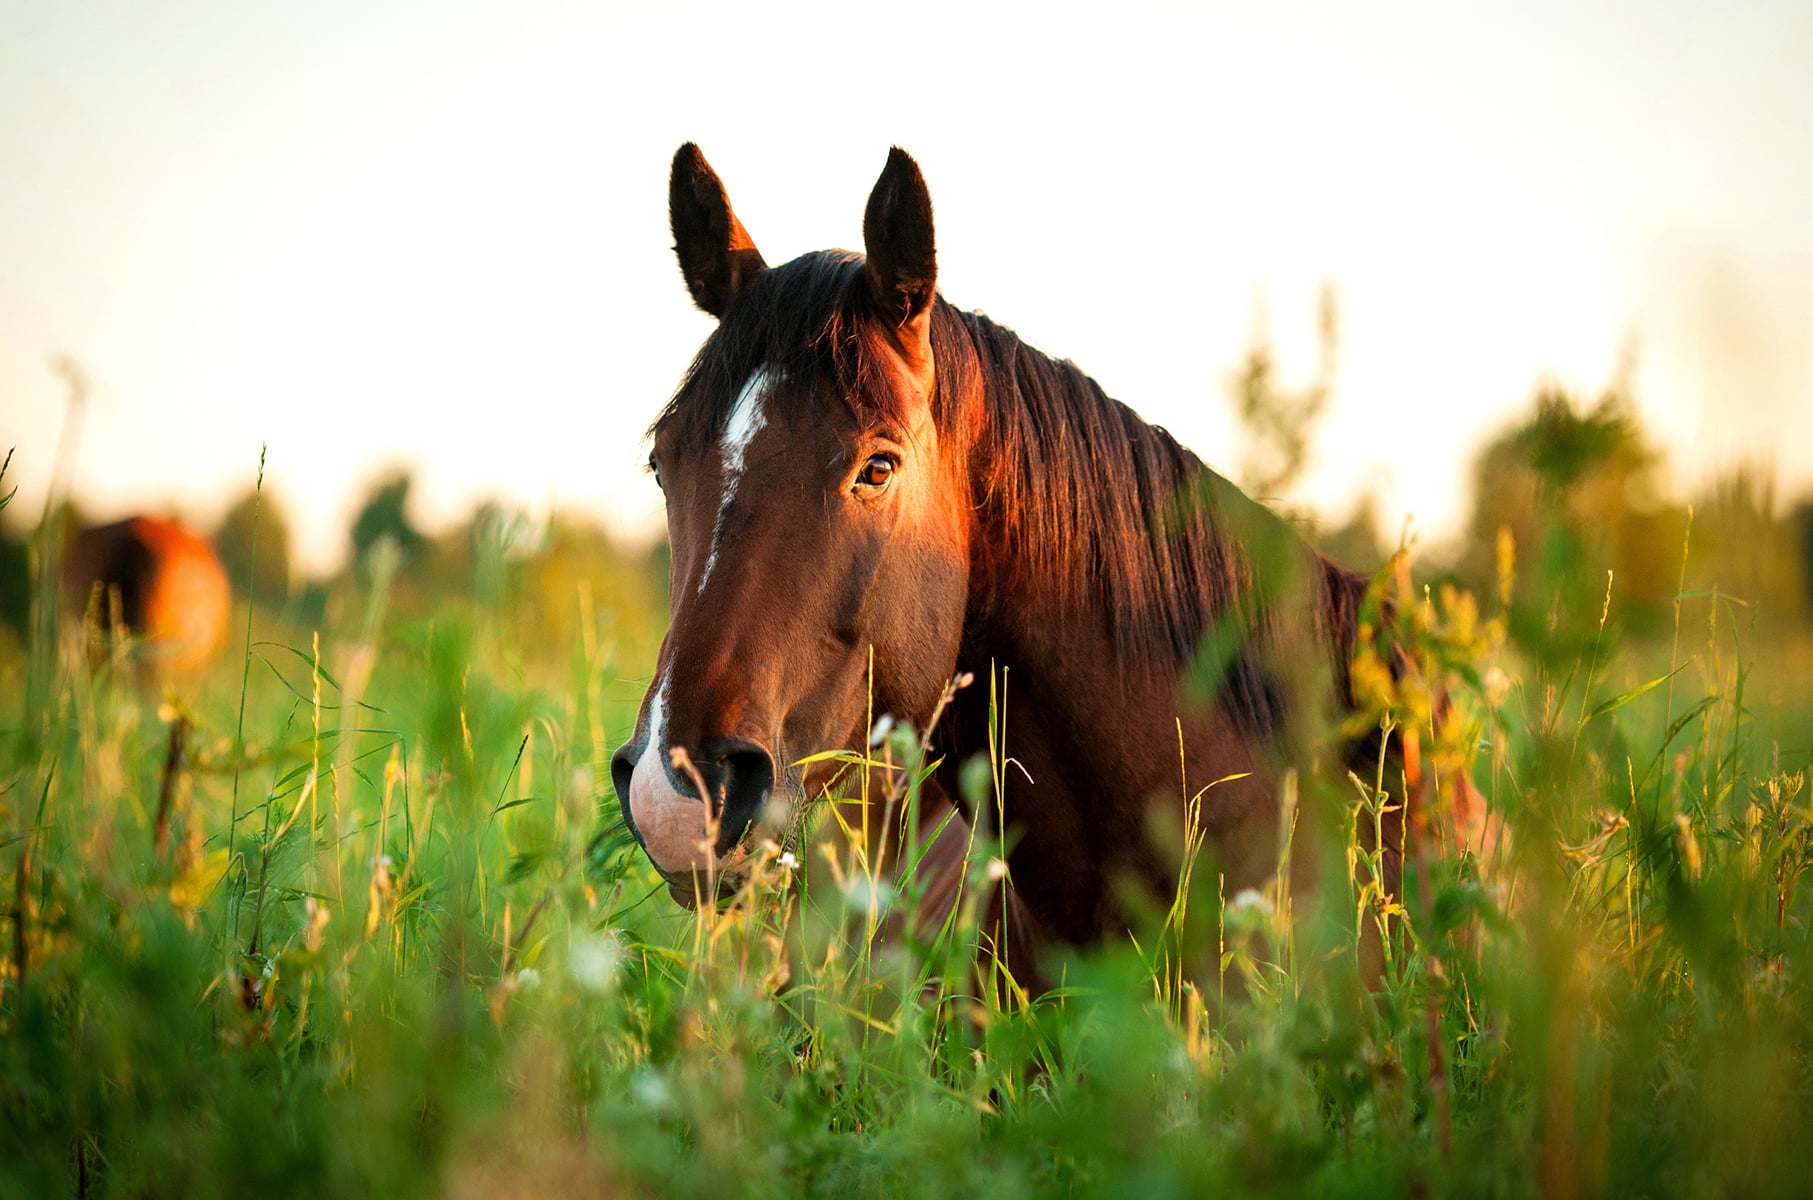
(3, 501), (1812, 1197)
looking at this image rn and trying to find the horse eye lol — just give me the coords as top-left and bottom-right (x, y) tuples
(647, 454), (662, 489)
(857, 455), (896, 489)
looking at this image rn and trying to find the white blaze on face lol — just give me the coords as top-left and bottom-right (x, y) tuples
(626, 663), (755, 882)
(634, 668), (669, 787)
(627, 665), (703, 873)
(628, 365), (778, 881)
(696, 366), (773, 595)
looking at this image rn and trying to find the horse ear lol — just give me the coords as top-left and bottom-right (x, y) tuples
(669, 143), (767, 318)
(862, 147), (937, 369)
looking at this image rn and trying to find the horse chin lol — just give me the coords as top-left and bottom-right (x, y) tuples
(664, 870), (751, 911)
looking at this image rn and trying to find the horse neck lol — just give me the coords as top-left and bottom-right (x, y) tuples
(945, 310), (1367, 749)
(948, 317), (1191, 710)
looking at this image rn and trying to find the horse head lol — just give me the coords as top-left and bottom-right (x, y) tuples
(611, 145), (976, 905)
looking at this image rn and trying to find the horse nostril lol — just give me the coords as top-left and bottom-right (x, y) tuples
(610, 742), (640, 841)
(709, 741), (776, 856)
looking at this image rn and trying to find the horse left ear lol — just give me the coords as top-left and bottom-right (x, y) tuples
(670, 143), (767, 318)
(863, 147), (937, 378)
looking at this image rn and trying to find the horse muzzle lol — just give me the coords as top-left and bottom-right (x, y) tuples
(611, 734), (776, 898)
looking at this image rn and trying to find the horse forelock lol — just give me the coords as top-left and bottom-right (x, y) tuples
(651, 252), (967, 449)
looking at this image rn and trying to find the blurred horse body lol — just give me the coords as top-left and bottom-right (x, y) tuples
(64, 516), (231, 676)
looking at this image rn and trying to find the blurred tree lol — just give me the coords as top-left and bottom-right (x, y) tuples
(1228, 285), (1338, 503)
(1794, 498), (1813, 619)
(0, 525), (24, 637)
(529, 513), (666, 653)
(1462, 377), (1679, 658)
(349, 471), (425, 568)
(1690, 465), (1806, 625)
(0, 453), (23, 636)
(1316, 493), (1389, 576)
(214, 486), (293, 610)
(467, 501), (533, 613)
(1223, 286), (1386, 574)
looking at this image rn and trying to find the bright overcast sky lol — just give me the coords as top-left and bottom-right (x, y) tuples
(3, 0), (1810, 572)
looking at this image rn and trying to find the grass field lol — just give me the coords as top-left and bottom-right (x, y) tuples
(4, 494), (1813, 1198)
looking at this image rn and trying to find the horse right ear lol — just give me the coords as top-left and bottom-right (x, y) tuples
(862, 146), (937, 386)
(669, 144), (766, 318)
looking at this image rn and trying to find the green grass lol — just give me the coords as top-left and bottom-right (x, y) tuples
(4, 525), (1813, 1199)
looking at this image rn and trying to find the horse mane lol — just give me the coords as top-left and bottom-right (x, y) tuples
(951, 307), (1373, 738)
(653, 251), (1368, 741)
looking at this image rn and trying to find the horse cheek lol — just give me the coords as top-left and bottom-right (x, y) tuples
(873, 535), (968, 722)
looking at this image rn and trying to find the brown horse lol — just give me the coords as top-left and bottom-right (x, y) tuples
(64, 515), (232, 675)
(612, 145), (1405, 974)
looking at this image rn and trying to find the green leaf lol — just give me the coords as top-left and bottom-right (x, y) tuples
(1585, 665), (1686, 723)
(254, 641), (388, 712)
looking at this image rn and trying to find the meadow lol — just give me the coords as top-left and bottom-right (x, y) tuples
(4, 430), (1813, 1199)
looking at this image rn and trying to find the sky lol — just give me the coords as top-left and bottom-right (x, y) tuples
(3, 0), (1810, 573)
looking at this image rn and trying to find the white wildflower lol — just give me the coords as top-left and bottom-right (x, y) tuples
(569, 931), (626, 995)
(1227, 888), (1274, 916)
(1484, 665), (1512, 709)
(632, 1071), (676, 1113)
(841, 876), (895, 911)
